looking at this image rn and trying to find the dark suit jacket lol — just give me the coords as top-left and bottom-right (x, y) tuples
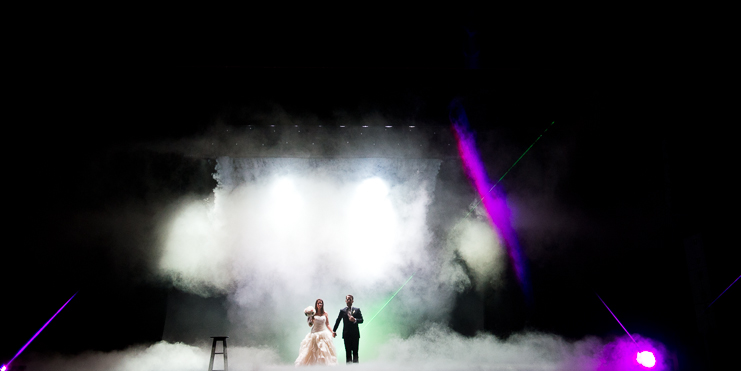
(333, 307), (363, 339)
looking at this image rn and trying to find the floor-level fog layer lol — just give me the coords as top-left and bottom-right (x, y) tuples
(22, 326), (669, 371)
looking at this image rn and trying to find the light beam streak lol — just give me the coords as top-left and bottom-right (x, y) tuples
(596, 293), (638, 347)
(4, 291), (77, 368)
(364, 273), (415, 327)
(449, 100), (541, 302)
(463, 121), (555, 220)
(597, 294), (661, 368)
(706, 274), (740, 309)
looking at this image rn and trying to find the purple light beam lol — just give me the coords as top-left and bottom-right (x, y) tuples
(706, 274), (740, 309)
(4, 291), (77, 368)
(596, 293), (638, 347)
(449, 100), (531, 301)
(597, 294), (663, 368)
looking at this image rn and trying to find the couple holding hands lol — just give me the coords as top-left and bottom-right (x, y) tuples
(295, 295), (363, 366)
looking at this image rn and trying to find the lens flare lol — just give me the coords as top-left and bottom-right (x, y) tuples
(636, 351), (656, 367)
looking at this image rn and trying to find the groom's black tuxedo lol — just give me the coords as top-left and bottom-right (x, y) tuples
(333, 306), (363, 363)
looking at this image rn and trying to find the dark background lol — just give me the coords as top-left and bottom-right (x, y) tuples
(3, 17), (737, 371)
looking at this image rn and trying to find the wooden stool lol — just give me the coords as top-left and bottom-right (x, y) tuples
(208, 336), (228, 371)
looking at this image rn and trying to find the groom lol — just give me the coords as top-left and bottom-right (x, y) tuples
(333, 294), (363, 364)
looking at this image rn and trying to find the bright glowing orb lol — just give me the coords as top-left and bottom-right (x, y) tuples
(272, 177), (296, 195)
(637, 351), (656, 368)
(357, 177), (389, 199)
(2, 364), (7, 371)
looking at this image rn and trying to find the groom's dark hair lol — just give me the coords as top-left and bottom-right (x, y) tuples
(346, 294), (354, 300)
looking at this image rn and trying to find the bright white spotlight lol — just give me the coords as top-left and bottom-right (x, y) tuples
(267, 177), (305, 224)
(357, 178), (389, 199)
(271, 177), (301, 204)
(271, 177), (298, 197)
(347, 177), (397, 280)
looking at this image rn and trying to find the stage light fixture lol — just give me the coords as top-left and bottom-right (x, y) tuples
(636, 351), (656, 368)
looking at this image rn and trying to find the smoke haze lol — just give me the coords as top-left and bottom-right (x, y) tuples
(9, 93), (678, 370)
(22, 331), (670, 371)
(158, 156), (460, 360)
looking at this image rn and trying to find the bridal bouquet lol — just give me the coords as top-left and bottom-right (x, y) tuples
(304, 306), (315, 317)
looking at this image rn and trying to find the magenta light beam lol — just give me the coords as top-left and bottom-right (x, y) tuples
(463, 120), (555, 220)
(597, 294), (660, 368)
(449, 100), (532, 302)
(4, 291), (77, 368)
(596, 293), (638, 347)
(706, 274), (740, 309)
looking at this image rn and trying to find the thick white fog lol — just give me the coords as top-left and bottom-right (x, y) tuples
(14, 150), (674, 370)
(22, 342), (280, 371)
(22, 330), (670, 371)
(144, 155), (673, 370)
(17, 117), (672, 369)
(157, 157), (485, 360)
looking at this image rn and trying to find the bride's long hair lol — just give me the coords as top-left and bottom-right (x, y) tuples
(315, 299), (325, 316)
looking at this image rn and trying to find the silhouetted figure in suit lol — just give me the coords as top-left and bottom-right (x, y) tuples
(333, 294), (363, 363)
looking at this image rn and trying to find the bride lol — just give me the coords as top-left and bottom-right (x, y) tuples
(295, 299), (338, 366)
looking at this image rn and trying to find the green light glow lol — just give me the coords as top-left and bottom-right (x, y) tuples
(364, 273), (415, 327)
(338, 273), (416, 361)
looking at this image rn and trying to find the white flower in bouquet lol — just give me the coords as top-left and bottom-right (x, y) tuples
(304, 306), (315, 317)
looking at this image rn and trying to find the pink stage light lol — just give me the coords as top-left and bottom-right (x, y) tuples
(636, 351), (656, 368)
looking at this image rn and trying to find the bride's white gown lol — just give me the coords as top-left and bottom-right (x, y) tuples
(295, 315), (338, 366)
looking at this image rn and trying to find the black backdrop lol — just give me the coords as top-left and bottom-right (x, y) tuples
(4, 67), (738, 371)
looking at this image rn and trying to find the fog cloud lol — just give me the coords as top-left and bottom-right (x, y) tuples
(22, 342), (280, 371)
(158, 157), (464, 359)
(21, 330), (670, 371)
